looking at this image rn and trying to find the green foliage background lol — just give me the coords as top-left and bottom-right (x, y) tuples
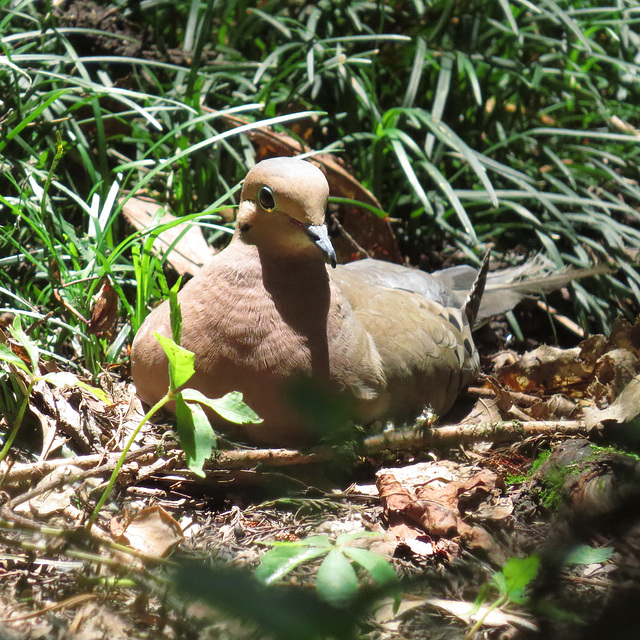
(1, 0), (639, 374)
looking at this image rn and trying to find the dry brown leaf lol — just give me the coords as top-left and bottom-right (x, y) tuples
(405, 499), (459, 537)
(608, 316), (640, 356)
(377, 472), (414, 512)
(489, 319), (640, 428)
(496, 344), (594, 394)
(427, 598), (538, 631)
(373, 596), (428, 632)
(584, 374), (640, 429)
(25, 465), (84, 518)
(121, 195), (216, 276)
(87, 276), (118, 336)
(375, 462), (510, 559)
(113, 505), (183, 558)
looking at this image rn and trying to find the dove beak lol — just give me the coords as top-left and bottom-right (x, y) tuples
(306, 224), (337, 268)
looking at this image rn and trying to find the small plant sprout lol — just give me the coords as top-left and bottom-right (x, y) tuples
(256, 531), (398, 608)
(466, 555), (540, 639)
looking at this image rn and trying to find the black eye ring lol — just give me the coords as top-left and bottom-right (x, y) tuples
(258, 186), (276, 211)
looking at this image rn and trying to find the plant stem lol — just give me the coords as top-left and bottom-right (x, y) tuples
(465, 592), (508, 639)
(87, 394), (171, 528)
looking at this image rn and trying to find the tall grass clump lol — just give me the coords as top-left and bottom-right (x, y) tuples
(0, 0), (638, 381)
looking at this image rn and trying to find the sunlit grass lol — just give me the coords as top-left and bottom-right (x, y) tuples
(0, 0), (639, 382)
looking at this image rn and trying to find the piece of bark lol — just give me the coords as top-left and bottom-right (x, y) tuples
(121, 195), (217, 276)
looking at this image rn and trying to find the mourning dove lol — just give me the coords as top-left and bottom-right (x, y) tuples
(131, 157), (602, 446)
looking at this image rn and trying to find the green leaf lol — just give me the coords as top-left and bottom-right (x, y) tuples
(8, 316), (39, 374)
(154, 332), (194, 391)
(389, 137), (434, 216)
(340, 547), (397, 587)
(492, 571), (507, 596)
(564, 545), (613, 565)
(174, 392), (217, 477)
(316, 550), (359, 607)
(256, 545), (331, 585)
(168, 277), (183, 345)
(335, 531), (377, 546)
(0, 343), (31, 374)
(174, 560), (359, 640)
(41, 371), (109, 403)
(300, 535), (333, 548)
(494, 555), (540, 604)
(181, 389), (262, 424)
(402, 36), (426, 108)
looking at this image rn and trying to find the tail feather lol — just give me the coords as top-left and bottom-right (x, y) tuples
(463, 251), (490, 327)
(477, 258), (611, 323)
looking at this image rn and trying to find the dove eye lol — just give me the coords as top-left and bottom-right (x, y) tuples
(258, 186), (276, 211)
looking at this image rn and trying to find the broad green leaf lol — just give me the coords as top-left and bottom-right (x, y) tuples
(174, 560), (358, 640)
(174, 392), (216, 477)
(564, 545), (613, 565)
(0, 343), (31, 374)
(340, 548), (397, 587)
(299, 535), (333, 548)
(316, 550), (359, 607)
(495, 555), (540, 604)
(181, 389), (262, 424)
(256, 545), (331, 585)
(154, 332), (194, 390)
(41, 371), (109, 403)
(8, 316), (39, 374)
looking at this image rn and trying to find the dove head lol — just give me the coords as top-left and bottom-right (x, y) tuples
(236, 157), (336, 267)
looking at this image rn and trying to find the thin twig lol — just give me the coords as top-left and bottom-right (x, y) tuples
(0, 594), (98, 623)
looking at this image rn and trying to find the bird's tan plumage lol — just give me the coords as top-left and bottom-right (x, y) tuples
(131, 157), (597, 446)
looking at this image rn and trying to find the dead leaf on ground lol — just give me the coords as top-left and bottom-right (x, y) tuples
(375, 461), (512, 561)
(113, 505), (183, 558)
(482, 316), (640, 426)
(121, 195), (217, 276)
(13, 465), (100, 525)
(427, 598), (539, 631)
(584, 374), (640, 429)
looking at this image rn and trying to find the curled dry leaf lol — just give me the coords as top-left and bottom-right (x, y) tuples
(68, 602), (129, 640)
(487, 316), (640, 426)
(584, 374), (640, 429)
(427, 598), (538, 631)
(87, 276), (118, 337)
(376, 461), (512, 559)
(113, 505), (183, 559)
